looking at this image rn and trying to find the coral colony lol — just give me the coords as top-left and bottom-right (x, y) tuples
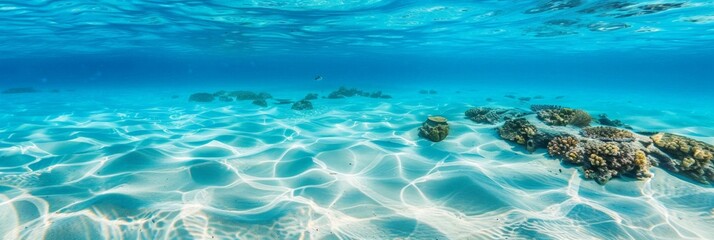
(185, 88), (714, 186)
(464, 105), (713, 185)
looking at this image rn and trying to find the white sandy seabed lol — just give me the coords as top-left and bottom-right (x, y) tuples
(0, 86), (713, 240)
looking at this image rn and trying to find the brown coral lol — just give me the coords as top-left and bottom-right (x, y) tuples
(589, 154), (606, 167)
(530, 104), (564, 112)
(570, 110), (592, 127)
(536, 108), (577, 126)
(651, 133), (713, 162)
(582, 126), (634, 142)
(498, 118), (537, 146)
(465, 107), (500, 124)
(465, 107), (528, 124)
(533, 105), (592, 127)
(581, 140), (652, 184)
(547, 135), (583, 164)
(651, 133), (714, 183)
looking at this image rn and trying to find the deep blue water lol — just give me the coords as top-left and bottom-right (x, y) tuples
(1, 1), (714, 239)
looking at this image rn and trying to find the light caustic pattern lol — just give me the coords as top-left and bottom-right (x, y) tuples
(1, 89), (713, 239)
(1, 0), (714, 56)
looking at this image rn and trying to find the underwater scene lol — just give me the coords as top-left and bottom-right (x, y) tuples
(1, 0), (714, 239)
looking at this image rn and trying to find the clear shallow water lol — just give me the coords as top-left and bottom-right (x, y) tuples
(1, 1), (714, 240)
(1, 87), (713, 239)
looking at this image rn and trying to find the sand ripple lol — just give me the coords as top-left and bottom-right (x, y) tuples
(1, 90), (713, 239)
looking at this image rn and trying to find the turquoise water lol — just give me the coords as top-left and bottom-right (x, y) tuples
(1, 1), (714, 240)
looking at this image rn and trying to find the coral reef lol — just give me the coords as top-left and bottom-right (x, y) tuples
(468, 104), (712, 185)
(369, 91), (391, 99)
(582, 126), (634, 142)
(252, 98), (267, 107)
(419, 116), (450, 142)
(651, 133), (714, 183)
(328, 87), (363, 99)
(547, 135), (583, 164)
(464, 107), (529, 124)
(189, 93), (214, 102)
(2, 87), (37, 94)
(498, 118), (537, 149)
(538, 123), (655, 184)
(208, 91), (273, 101)
(596, 114), (632, 129)
(218, 96), (234, 102)
(369, 91), (381, 98)
(258, 92), (273, 100)
(530, 104), (563, 112)
(535, 108), (577, 126)
(326, 87), (391, 99)
(570, 110), (592, 127)
(581, 140), (652, 184)
(291, 99), (313, 110)
(304, 93), (318, 100)
(229, 91), (259, 100)
(533, 105), (591, 127)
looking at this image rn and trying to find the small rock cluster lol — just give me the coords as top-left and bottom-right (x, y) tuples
(291, 93), (320, 110)
(327, 87), (391, 99)
(419, 116), (450, 142)
(189, 90), (273, 107)
(2, 87), (37, 94)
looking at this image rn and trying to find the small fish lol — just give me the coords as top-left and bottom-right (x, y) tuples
(314, 75), (324, 81)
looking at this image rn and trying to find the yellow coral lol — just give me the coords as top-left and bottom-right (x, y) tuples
(682, 157), (695, 168)
(693, 147), (713, 161)
(634, 150), (649, 169)
(589, 154), (606, 166)
(567, 151), (580, 162)
(524, 127), (536, 136)
(679, 144), (691, 153)
(600, 143), (620, 156)
(651, 133), (664, 144)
